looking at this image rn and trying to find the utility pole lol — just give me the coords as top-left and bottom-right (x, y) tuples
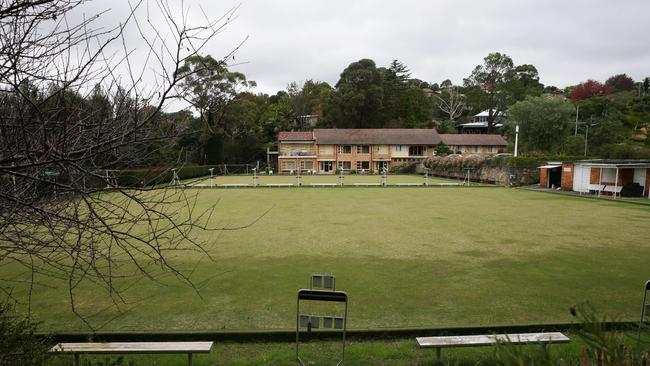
(574, 105), (579, 136)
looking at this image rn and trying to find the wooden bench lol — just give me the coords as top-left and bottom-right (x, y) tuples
(417, 332), (569, 365)
(310, 183), (338, 187)
(49, 341), (213, 366)
(435, 182), (462, 186)
(220, 183), (249, 188)
(603, 185), (622, 194)
(266, 183), (293, 187)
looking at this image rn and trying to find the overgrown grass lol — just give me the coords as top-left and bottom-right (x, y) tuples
(4, 188), (650, 333)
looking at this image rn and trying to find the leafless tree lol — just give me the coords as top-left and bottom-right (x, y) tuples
(0, 0), (258, 331)
(435, 86), (467, 126)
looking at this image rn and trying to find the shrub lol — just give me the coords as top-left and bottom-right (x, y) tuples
(0, 301), (50, 366)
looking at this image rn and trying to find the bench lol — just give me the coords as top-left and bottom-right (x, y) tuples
(220, 183), (249, 187)
(310, 183), (338, 187)
(417, 332), (569, 365)
(602, 185), (622, 194)
(49, 341), (213, 366)
(265, 183), (293, 187)
(436, 183), (462, 186)
(588, 184), (605, 192)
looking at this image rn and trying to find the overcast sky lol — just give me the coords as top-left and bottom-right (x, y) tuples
(85, 0), (650, 95)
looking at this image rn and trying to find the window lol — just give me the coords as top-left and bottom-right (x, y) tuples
(356, 161), (370, 170)
(356, 145), (370, 154)
(319, 145), (334, 154)
(337, 161), (352, 170)
(300, 161), (314, 170)
(489, 146), (497, 153)
(473, 146), (479, 153)
(409, 146), (425, 156)
(320, 161), (333, 172)
(392, 145), (404, 152)
(281, 160), (296, 171)
(337, 145), (352, 154)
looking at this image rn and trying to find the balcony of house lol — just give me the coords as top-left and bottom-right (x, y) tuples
(407, 145), (429, 158)
(278, 143), (317, 158)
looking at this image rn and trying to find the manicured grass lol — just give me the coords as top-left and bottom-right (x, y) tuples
(186, 173), (456, 186)
(5, 188), (650, 333)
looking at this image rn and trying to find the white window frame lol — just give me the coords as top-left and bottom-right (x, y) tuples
(337, 145), (352, 154)
(337, 161), (352, 170)
(357, 145), (370, 154)
(356, 161), (370, 170)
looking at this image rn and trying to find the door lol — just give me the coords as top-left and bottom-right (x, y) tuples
(320, 161), (333, 173)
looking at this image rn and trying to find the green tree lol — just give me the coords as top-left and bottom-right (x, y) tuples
(464, 52), (543, 132)
(324, 59), (384, 128)
(605, 73), (635, 91)
(434, 141), (451, 156)
(177, 54), (256, 135)
(506, 96), (574, 153)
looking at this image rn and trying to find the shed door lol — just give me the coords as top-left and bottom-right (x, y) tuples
(573, 165), (590, 193)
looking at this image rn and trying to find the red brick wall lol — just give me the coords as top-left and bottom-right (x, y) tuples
(539, 167), (548, 188)
(561, 162), (574, 191)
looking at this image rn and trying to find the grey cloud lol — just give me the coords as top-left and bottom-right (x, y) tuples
(81, 0), (650, 96)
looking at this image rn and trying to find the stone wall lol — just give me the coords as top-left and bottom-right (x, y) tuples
(430, 166), (539, 186)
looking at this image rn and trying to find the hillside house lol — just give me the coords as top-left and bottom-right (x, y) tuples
(457, 110), (504, 134)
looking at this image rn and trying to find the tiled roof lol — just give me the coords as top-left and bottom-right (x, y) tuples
(313, 129), (442, 145)
(277, 131), (314, 141)
(440, 134), (508, 146)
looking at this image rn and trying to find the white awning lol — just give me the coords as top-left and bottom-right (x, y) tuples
(538, 165), (561, 169)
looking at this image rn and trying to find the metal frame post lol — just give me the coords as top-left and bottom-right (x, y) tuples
(614, 167), (619, 199)
(637, 280), (650, 351)
(296, 290), (348, 366)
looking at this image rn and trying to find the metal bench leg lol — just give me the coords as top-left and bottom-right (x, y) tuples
(434, 348), (443, 366)
(188, 352), (193, 366)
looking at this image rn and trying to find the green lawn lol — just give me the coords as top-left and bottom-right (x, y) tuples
(186, 173), (456, 186)
(5, 188), (650, 333)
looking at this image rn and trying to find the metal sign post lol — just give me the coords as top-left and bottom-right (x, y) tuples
(296, 274), (348, 365)
(637, 280), (650, 350)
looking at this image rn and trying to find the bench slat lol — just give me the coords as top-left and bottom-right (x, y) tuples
(416, 332), (569, 348)
(49, 342), (213, 354)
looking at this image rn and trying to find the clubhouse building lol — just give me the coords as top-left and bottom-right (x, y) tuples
(274, 129), (507, 174)
(539, 159), (650, 198)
